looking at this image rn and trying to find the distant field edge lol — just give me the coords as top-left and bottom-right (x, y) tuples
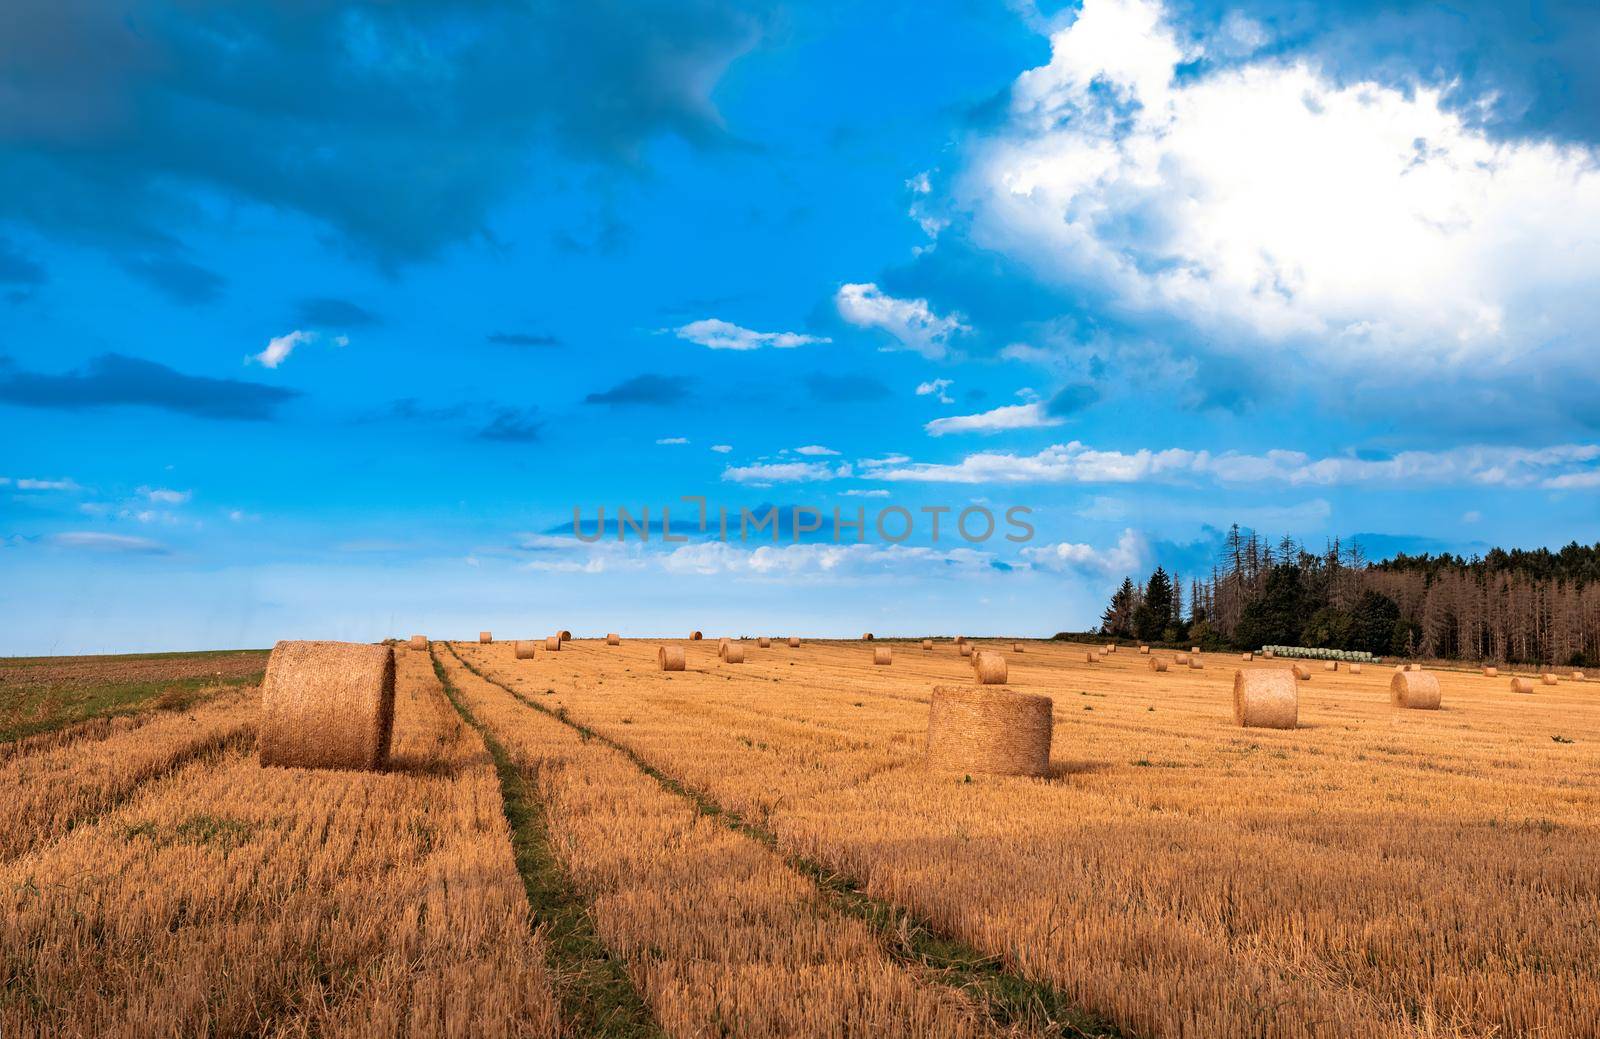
(446, 643), (1133, 1039)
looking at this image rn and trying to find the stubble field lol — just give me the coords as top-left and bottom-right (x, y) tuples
(2, 638), (1596, 1038)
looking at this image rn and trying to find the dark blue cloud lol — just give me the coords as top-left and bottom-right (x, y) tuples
(0, 353), (298, 421)
(584, 374), (693, 406)
(116, 254), (224, 305)
(487, 332), (561, 347)
(806, 373), (890, 403)
(297, 297), (380, 328)
(0, 238), (45, 286)
(478, 407), (544, 443)
(1170, 0), (1600, 146)
(0, 0), (771, 265)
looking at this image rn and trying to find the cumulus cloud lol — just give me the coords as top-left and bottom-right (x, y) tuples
(866, 440), (1600, 487)
(673, 318), (829, 350)
(794, 445), (840, 456)
(710, 444), (733, 453)
(924, 402), (1064, 437)
(721, 461), (852, 484)
(835, 283), (968, 358)
(916, 378), (955, 404)
(250, 330), (318, 369)
(138, 486), (191, 505)
(960, 0), (1600, 388)
(1023, 528), (1144, 576)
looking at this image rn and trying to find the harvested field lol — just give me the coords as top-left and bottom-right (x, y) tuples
(3, 636), (1597, 1038)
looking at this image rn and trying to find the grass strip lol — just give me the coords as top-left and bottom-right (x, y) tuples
(0, 671), (264, 745)
(444, 643), (1132, 1039)
(429, 646), (664, 1039)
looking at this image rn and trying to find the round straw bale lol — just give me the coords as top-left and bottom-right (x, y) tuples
(954, 636), (967, 646)
(1148, 657), (1168, 672)
(545, 636), (560, 652)
(1293, 664), (1311, 681)
(1349, 663), (1362, 675)
(1083, 651), (1097, 664)
(1188, 657), (1204, 670)
(1103, 642), (1114, 652)
(1233, 669), (1298, 729)
(958, 643), (973, 657)
(1393, 665), (1406, 673)
(1575, 670), (1586, 681)
(558, 630), (572, 642)
(1482, 666), (1498, 677)
(1175, 653), (1190, 665)
(479, 631), (493, 644)
(514, 641), (537, 660)
(1407, 663), (1421, 672)
(1241, 652), (1254, 661)
(409, 635), (427, 652)
(1324, 661), (1338, 672)
(1391, 670), (1441, 709)
(689, 631), (702, 641)
(787, 636), (800, 648)
(259, 641), (395, 772)
(1138, 645), (1150, 654)
(1191, 646), (1201, 654)
(658, 645), (685, 671)
(1510, 677), (1534, 693)
(922, 639), (933, 650)
(1542, 673), (1559, 686)
(873, 647), (892, 666)
(926, 685), (1052, 777)
(724, 642), (745, 664)
(863, 632), (874, 641)
(1262, 649), (1274, 659)
(717, 637), (730, 659)
(606, 633), (620, 645)
(972, 651), (1008, 684)
(758, 637), (772, 648)
(1013, 643), (1025, 653)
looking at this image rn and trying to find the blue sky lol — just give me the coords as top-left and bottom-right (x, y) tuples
(3, 0), (1598, 653)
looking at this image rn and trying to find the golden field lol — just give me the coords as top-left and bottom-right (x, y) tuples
(3, 638), (1597, 1038)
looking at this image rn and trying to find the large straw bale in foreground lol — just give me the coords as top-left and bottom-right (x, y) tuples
(658, 645), (686, 671)
(972, 651), (1008, 684)
(926, 685), (1053, 777)
(409, 635), (427, 651)
(1391, 670), (1442, 709)
(513, 641), (537, 659)
(259, 641), (395, 772)
(1233, 669), (1298, 729)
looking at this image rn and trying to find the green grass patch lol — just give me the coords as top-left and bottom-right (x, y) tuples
(0, 669), (263, 745)
(429, 648), (663, 1039)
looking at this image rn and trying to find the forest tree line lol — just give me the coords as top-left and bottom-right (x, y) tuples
(1099, 526), (1600, 666)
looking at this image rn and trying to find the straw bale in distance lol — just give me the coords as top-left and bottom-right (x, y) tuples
(958, 643), (973, 657)
(873, 647), (892, 666)
(1391, 670), (1442, 709)
(724, 642), (746, 664)
(926, 685), (1053, 777)
(1575, 670), (1586, 680)
(1013, 643), (1025, 653)
(1233, 669), (1298, 729)
(658, 645), (686, 671)
(1324, 661), (1338, 672)
(1175, 653), (1190, 665)
(479, 631), (492, 644)
(758, 637), (772, 648)
(258, 640), (395, 772)
(1408, 663), (1421, 671)
(1542, 673), (1559, 686)
(545, 636), (560, 652)
(1262, 649), (1274, 658)
(606, 633), (620, 645)
(1350, 663), (1362, 674)
(1510, 677), (1534, 694)
(717, 637), (730, 660)
(972, 651), (1008, 684)
(1148, 657), (1168, 672)
(690, 631), (703, 641)
(787, 636), (800, 648)
(1191, 646), (1201, 654)
(409, 635), (427, 651)
(513, 641), (537, 660)
(1241, 652), (1253, 661)
(1083, 651), (1096, 664)
(558, 630), (572, 642)
(1188, 657), (1204, 670)
(921, 639), (933, 650)
(863, 632), (874, 640)
(1293, 664), (1311, 681)
(954, 636), (967, 646)
(1138, 645), (1150, 654)
(1483, 666), (1499, 677)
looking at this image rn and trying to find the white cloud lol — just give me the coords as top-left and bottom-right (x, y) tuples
(963, 0), (1600, 380)
(138, 486), (191, 505)
(251, 329), (317, 368)
(673, 318), (829, 350)
(7, 477), (80, 491)
(916, 378), (955, 404)
(49, 531), (168, 554)
(721, 461), (852, 484)
(659, 541), (995, 580)
(840, 489), (891, 498)
(835, 283), (968, 358)
(1023, 528), (1144, 576)
(868, 440), (1600, 487)
(794, 445), (840, 456)
(710, 444), (733, 453)
(924, 402), (1064, 437)
(655, 437), (690, 445)
(1461, 510), (1482, 523)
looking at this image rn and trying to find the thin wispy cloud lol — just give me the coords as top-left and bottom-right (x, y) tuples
(835, 283), (968, 358)
(673, 318), (829, 350)
(924, 402), (1063, 437)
